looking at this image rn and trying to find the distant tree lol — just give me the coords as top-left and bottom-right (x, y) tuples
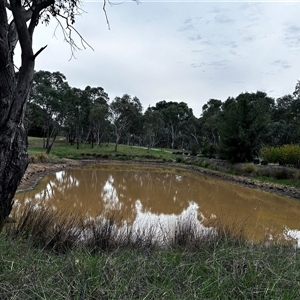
(200, 99), (222, 146)
(109, 94), (143, 151)
(293, 80), (300, 99)
(89, 103), (110, 146)
(270, 95), (295, 145)
(85, 86), (109, 106)
(219, 91), (274, 162)
(142, 107), (164, 151)
(31, 70), (69, 154)
(152, 101), (194, 149)
(84, 86), (109, 147)
(24, 101), (44, 136)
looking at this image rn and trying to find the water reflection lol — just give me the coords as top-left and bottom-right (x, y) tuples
(14, 165), (300, 245)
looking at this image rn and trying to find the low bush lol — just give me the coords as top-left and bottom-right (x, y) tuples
(241, 163), (256, 174)
(28, 153), (49, 163)
(261, 144), (300, 167)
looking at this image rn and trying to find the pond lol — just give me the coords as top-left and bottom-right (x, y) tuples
(14, 164), (300, 246)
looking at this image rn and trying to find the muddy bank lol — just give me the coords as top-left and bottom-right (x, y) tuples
(17, 159), (97, 193)
(17, 159), (300, 200)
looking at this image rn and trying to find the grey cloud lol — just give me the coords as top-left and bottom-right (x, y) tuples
(209, 60), (230, 68)
(243, 35), (255, 42)
(271, 60), (292, 70)
(191, 60), (230, 69)
(284, 24), (300, 48)
(178, 17), (209, 32)
(232, 79), (245, 84)
(192, 49), (205, 53)
(178, 19), (194, 32)
(239, 3), (263, 23)
(209, 6), (227, 15)
(191, 62), (206, 68)
(188, 34), (202, 41)
(215, 14), (234, 24)
(209, 5), (234, 24)
(221, 40), (238, 48)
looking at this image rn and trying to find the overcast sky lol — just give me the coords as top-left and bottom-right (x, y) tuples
(28, 0), (300, 117)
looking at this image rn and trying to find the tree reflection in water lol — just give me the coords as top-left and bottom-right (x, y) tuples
(14, 165), (300, 245)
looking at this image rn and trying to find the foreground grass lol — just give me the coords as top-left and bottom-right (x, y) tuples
(1, 205), (300, 299)
(1, 236), (300, 299)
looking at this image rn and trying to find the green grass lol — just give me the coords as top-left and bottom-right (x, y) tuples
(28, 137), (175, 161)
(1, 204), (300, 299)
(28, 136), (300, 189)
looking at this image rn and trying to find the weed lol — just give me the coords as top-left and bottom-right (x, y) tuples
(241, 163), (256, 174)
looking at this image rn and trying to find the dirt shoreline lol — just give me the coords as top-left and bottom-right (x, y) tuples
(17, 159), (300, 200)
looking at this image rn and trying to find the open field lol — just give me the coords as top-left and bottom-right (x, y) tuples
(28, 137), (175, 161)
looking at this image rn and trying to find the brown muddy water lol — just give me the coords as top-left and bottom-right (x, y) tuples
(14, 164), (300, 246)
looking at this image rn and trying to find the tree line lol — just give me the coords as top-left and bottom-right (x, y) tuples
(27, 71), (300, 163)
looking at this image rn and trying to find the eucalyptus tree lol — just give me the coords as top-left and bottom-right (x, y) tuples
(89, 103), (110, 146)
(109, 94), (143, 151)
(270, 94), (295, 146)
(152, 101), (194, 149)
(85, 86), (110, 145)
(142, 107), (164, 151)
(200, 99), (222, 146)
(63, 87), (89, 146)
(273, 80), (300, 145)
(0, 0), (136, 223)
(31, 70), (70, 153)
(219, 91), (274, 162)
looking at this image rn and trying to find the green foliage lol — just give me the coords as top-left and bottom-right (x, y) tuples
(261, 144), (300, 166)
(219, 91), (274, 163)
(201, 141), (217, 158)
(152, 101), (194, 149)
(190, 144), (198, 156)
(260, 146), (281, 163)
(241, 163), (256, 174)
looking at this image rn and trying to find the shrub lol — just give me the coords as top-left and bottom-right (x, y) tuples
(260, 146), (281, 164)
(28, 153), (49, 163)
(176, 156), (184, 163)
(260, 144), (300, 167)
(190, 144), (198, 156)
(241, 163), (256, 174)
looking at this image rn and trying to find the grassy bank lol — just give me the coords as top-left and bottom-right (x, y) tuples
(28, 137), (175, 162)
(1, 204), (300, 299)
(28, 137), (300, 189)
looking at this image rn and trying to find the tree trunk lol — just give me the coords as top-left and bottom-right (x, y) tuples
(0, 0), (34, 226)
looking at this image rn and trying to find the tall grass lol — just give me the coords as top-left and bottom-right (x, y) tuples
(1, 204), (300, 299)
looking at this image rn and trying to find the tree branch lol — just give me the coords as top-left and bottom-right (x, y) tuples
(103, 0), (110, 30)
(53, 13), (94, 60)
(27, 0), (55, 37)
(32, 45), (47, 60)
(9, 0), (33, 61)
